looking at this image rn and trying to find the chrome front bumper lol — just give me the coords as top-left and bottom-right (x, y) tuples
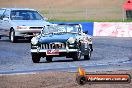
(15, 29), (42, 37)
(31, 49), (78, 53)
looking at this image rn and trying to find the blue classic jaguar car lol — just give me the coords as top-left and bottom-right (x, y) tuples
(30, 24), (93, 63)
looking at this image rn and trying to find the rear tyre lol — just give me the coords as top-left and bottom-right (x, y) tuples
(46, 56), (53, 62)
(9, 29), (17, 43)
(32, 53), (41, 63)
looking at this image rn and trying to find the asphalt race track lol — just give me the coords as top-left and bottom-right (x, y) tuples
(0, 37), (132, 74)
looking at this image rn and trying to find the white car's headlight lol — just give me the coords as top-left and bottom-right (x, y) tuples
(31, 37), (38, 45)
(68, 37), (76, 44)
(16, 26), (28, 29)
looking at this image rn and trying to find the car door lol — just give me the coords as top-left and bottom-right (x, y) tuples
(2, 9), (11, 31)
(0, 9), (5, 30)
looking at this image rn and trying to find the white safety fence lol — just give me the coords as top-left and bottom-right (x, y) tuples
(93, 22), (132, 37)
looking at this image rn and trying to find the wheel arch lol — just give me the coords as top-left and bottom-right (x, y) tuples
(9, 27), (17, 43)
(9, 27), (14, 37)
(10, 27), (14, 31)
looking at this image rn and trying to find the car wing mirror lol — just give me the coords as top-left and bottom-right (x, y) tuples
(83, 30), (88, 34)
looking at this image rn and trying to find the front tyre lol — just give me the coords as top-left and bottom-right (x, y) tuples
(9, 29), (17, 43)
(72, 51), (81, 61)
(84, 51), (91, 60)
(46, 56), (53, 62)
(32, 53), (41, 63)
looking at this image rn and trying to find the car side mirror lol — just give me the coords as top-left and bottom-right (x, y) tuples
(83, 30), (88, 34)
(3, 17), (9, 21)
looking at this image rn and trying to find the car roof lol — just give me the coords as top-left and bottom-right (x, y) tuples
(0, 8), (36, 11)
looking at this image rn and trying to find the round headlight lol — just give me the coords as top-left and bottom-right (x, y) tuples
(68, 37), (76, 44)
(31, 37), (38, 45)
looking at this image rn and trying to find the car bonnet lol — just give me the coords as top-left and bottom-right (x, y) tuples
(11, 20), (51, 26)
(38, 34), (76, 43)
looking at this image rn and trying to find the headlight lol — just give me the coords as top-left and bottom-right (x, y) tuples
(88, 38), (92, 42)
(68, 37), (76, 44)
(16, 26), (28, 29)
(31, 37), (38, 45)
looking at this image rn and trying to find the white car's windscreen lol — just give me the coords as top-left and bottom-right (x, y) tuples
(10, 10), (43, 20)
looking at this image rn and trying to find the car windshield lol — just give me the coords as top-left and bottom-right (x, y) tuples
(42, 25), (81, 34)
(10, 10), (43, 20)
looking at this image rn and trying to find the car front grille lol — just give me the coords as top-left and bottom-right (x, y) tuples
(40, 43), (66, 49)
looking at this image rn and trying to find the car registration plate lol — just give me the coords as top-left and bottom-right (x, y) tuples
(46, 49), (59, 55)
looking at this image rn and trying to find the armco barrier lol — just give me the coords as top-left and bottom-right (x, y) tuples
(93, 22), (132, 37)
(51, 22), (94, 36)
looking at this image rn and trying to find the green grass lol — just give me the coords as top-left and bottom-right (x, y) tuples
(48, 19), (132, 22)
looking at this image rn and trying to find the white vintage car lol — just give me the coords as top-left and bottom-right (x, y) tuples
(0, 8), (50, 42)
(31, 24), (93, 63)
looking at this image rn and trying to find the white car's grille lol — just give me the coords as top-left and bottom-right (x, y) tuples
(41, 43), (66, 49)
